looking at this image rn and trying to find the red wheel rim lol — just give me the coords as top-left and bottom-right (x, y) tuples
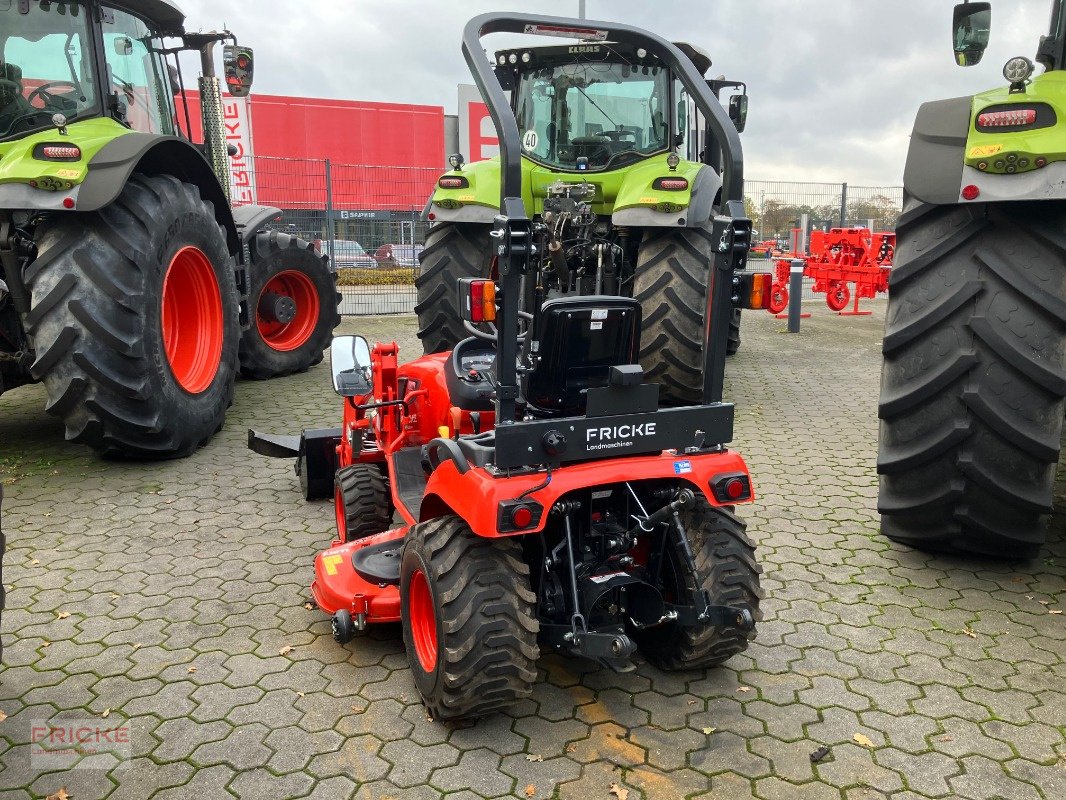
(408, 569), (438, 672)
(768, 284), (789, 314)
(161, 246), (223, 394)
(334, 482), (347, 540)
(826, 282), (850, 312)
(256, 270), (320, 352)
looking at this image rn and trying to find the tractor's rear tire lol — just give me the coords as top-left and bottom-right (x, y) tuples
(400, 515), (539, 721)
(633, 499), (762, 670)
(334, 463), (392, 542)
(877, 198), (1066, 559)
(727, 308), (742, 357)
(239, 230), (340, 380)
(26, 174), (239, 459)
(415, 223), (491, 354)
(635, 223), (721, 404)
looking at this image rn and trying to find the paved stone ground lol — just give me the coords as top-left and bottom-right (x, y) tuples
(0, 302), (1063, 800)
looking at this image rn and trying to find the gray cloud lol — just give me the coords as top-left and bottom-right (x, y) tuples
(177, 0), (1051, 184)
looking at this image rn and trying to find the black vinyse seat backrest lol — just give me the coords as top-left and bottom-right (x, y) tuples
(524, 296), (641, 418)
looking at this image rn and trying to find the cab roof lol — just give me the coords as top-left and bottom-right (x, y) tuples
(109, 0), (187, 35)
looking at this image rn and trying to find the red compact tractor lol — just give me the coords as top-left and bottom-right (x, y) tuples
(251, 13), (766, 721)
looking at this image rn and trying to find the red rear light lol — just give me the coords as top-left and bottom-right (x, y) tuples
(438, 176), (470, 189)
(36, 144), (81, 161)
(63, 197), (75, 209)
(977, 108), (1036, 127)
(469, 280), (485, 323)
(962, 185), (981, 201)
(711, 473), (752, 503)
(653, 177), (689, 191)
(511, 506), (533, 528)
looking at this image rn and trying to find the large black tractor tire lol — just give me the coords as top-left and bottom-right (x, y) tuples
(877, 198), (1066, 559)
(239, 230), (339, 380)
(400, 515), (539, 721)
(727, 308), (742, 357)
(334, 463), (392, 542)
(26, 174), (239, 459)
(635, 223), (723, 404)
(633, 498), (762, 670)
(415, 223), (491, 354)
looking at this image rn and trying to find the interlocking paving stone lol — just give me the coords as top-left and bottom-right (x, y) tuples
(1, 306), (1064, 799)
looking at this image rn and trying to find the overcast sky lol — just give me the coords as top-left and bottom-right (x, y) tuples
(176, 0), (1052, 185)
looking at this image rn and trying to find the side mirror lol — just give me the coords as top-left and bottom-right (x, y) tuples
(729, 94), (748, 133)
(953, 2), (992, 66)
(331, 335), (373, 397)
(113, 36), (134, 56)
(223, 44), (255, 97)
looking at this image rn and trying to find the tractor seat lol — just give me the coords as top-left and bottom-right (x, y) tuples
(445, 337), (496, 412)
(524, 296), (641, 418)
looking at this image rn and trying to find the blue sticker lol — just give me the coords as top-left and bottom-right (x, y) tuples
(674, 460), (692, 475)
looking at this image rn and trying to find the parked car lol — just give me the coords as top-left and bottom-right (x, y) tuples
(374, 243), (423, 268)
(329, 240), (377, 269)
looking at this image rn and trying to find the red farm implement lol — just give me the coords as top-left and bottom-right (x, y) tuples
(768, 227), (895, 316)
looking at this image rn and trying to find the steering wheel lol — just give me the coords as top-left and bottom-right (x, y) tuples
(570, 136), (612, 165)
(27, 81), (79, 109)
(600, 129), (637, 142)
(464, 310), (534, 343)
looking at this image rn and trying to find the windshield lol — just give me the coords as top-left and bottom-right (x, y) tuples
(515, 60), (671, 171)
(0, 0), (98, 141)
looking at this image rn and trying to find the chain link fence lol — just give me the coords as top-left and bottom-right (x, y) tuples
(235, 157), (902, 315)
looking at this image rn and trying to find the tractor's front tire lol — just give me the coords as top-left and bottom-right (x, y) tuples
(334, 464), (392, 542)
(635, 223), (724, 404)
(877, 198), (1066, 559)
(239, 230), (340, 380)
(26, 174), (239, 459)
(633, 499), (763, 670)
(400, 516), (539, 721)
(415, 223), (491, 354)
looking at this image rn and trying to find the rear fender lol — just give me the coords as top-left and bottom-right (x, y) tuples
(420, 448), (753, 537)
(613, 161), (721, 227)
(425, 158), (501, 224)
(903, 96), (972, 206)
(79, 134), (240, 254)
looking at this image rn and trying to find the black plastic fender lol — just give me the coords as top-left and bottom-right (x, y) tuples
(903, 96), (973, 206)
(80, 133), (240, 254)
(232, 204), (285, 248)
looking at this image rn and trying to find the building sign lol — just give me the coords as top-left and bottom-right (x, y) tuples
(457, 84), (499, 163)
(223, 94), (257, 204)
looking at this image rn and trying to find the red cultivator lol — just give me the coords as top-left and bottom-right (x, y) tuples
(767, 227), (895, 316)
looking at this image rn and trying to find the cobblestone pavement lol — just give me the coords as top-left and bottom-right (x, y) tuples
(1, 302), (1063, 800)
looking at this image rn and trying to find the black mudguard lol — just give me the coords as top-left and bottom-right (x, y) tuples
(232, 204), (284, 247)
(81, 133), (240, 254)
(903, 96), (973, 206)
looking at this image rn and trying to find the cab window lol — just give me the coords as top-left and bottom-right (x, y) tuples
(102, 6), (174, 134)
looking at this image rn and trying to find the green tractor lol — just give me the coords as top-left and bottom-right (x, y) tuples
(416, 33), (749, 405)
(878, 2), (1066, 558)
(0, 0), (339, 459)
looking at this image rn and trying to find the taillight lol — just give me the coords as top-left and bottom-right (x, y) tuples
(438, 176), (470, 189)
(977, 108), (1036, 127)
(34, 143), (81, 161)
(735, 272), (773, 310)
(711, 473), (752, 503)
(653, 177), (689, 191)
(962, 185), (981, 201)
(497, 500), (543, 532)
(459, 278), (496, 323)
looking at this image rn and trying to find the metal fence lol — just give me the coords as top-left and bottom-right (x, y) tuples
(235, 156), (902, 315)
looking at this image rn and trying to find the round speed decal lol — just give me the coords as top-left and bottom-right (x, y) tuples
(522, 130), (539, 150)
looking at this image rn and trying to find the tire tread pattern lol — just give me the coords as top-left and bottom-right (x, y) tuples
(877, 197), (1066, 558)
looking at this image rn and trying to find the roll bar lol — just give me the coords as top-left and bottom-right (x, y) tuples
(461, 12), (745, 206)
(460, 13), (749, 423)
